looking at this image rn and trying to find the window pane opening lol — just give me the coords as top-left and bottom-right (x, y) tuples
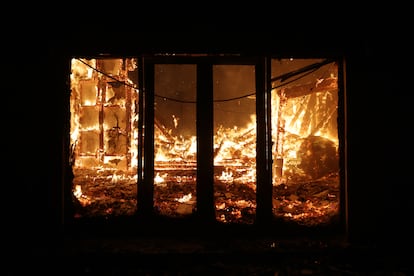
(213, 65), (257, 224)
(271, 58), (341, 227)
(153, 64), (198, 218)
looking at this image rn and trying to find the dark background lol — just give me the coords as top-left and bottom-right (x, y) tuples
(6, 6), (413, 274)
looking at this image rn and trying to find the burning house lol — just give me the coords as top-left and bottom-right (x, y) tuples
(63, 54), (346, 235)
(16, 22), (412, 273)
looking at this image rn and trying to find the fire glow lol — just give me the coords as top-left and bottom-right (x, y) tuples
(69, 57), (340, 226)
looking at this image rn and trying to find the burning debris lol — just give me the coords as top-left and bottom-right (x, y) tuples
(72, 168), (339, 226)
(272, 174), (340, 226)
(72, 168), (138, 217)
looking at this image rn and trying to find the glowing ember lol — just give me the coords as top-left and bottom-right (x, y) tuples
(73, 185), (91, 207)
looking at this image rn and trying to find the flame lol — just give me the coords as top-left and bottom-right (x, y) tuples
(70, 58), (139, 169)
(218, 170), (233, 182)
(176, 193), (192, 203)
(154, 172), (165, 184)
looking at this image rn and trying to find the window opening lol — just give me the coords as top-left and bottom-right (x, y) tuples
(271, 58), (341, 226)
(67, 55), (343, 229)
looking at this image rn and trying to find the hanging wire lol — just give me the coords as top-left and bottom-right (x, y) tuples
(76, 58), (138, 91)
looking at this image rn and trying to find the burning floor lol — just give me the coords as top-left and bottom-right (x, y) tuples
(71, 167), (340, 227)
